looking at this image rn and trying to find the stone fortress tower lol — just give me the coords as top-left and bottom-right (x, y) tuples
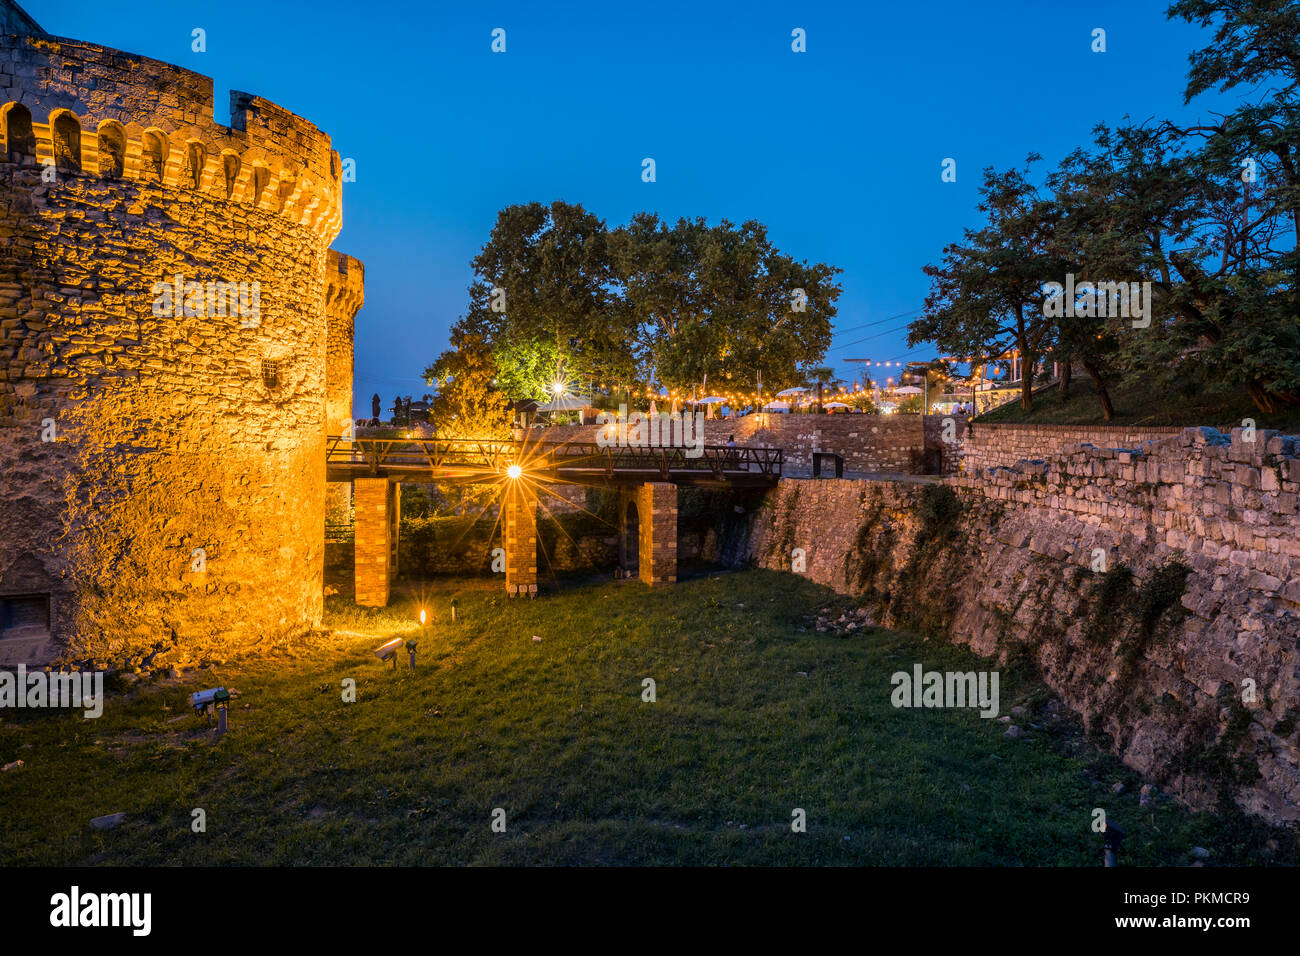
(0, 0), (363, 667)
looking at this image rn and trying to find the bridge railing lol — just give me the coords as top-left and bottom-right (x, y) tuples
(325, 436), (782, 480)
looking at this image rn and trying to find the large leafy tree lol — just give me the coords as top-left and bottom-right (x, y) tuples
(609, 214), (840, 394)
(428, 203), (842, 407)
(451, 200), (636, 394)
(1165, 0), (1300, 410)
(1042, 131), (1185, 420)
(910, 160), (1061, 412)
(910, 1), (1300, 417)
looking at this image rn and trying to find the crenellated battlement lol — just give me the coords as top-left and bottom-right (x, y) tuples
(326, 250), (366, 319)
(0, 33), (345, 241)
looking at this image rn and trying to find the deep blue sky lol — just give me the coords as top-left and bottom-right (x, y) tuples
(25, 0), (1234, 414)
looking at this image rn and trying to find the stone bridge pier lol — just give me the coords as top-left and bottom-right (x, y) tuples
(504, 482), (538, 596)
(618, 482), (678, 586)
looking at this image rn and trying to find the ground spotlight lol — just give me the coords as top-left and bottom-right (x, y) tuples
(375, 637), (404, 669)
(191, 687), (231, 733)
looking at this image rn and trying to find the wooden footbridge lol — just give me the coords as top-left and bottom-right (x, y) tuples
(325, 436), (783, 607)
(326, 436), (783, 486)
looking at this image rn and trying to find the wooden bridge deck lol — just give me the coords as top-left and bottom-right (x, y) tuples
(325, 437), (782, 487)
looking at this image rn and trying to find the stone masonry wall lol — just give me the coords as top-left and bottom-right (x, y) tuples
(0, 29), (360, 668)
(717, 426), (1300, 825)
(964, 423), (1185, 475)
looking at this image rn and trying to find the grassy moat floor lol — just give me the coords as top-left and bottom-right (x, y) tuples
(0, 570), (1290, 866)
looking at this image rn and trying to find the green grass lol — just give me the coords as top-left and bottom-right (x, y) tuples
(977, 375), (1300, 431)
(0, 571), (1286, 866)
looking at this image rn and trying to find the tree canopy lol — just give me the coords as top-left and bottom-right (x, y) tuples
(426, 201), (842, 406)
(911, 0), (1300, 417)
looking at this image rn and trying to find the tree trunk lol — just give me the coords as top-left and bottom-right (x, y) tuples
(1082, 361), (1114, 421)
(1058, 360), (1072, 397)
(1020, 354), (1034, 411)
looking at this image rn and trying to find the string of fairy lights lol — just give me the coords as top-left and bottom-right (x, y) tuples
(581, 356), (1015, 410)
(527, 306), (1028, 412)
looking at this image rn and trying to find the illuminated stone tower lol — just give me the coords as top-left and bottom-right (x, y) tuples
(0, 1), (364, 667)
(326, 250), (364, 522)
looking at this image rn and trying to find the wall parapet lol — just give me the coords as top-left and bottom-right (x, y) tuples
(963, 422), (1187, 475)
